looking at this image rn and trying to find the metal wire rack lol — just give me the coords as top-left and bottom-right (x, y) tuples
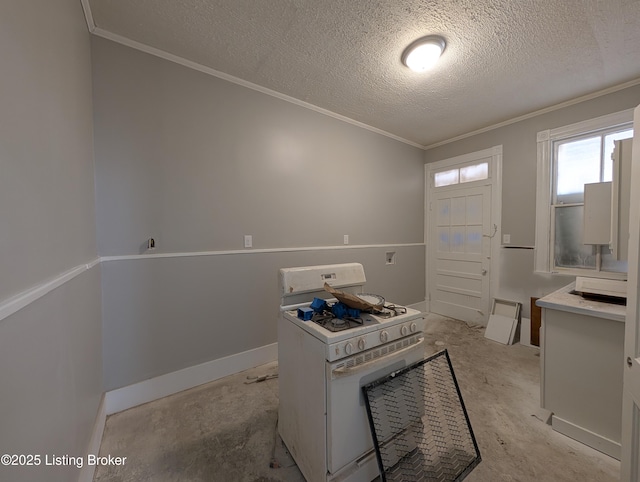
(362, 349), (481, 482)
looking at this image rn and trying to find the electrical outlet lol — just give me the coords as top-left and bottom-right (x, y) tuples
(386, 251), (396, 265)
(343, 234), (349, 245)
(244, 235), (253, 248)
(503, 234), (511, 244)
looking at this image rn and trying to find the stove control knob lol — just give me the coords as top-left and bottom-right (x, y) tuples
(358, 338), (366, 351)
(380, 330), (389, 343)
(345, 342), (353, 355)
(410, 322), (417, 333)
(400, 325), (408, 336)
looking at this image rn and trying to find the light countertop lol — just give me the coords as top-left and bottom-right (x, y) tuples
(536, 282), (626, 322)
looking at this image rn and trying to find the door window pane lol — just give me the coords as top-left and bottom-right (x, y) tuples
(451, 227), (465, 253)
(437, 227), (450, 252)
(450, 197), (466, 225)
(554, 205), (595, 269)
(466, 194), (483, 224)
(556, 136), (601, 203)
(436, 199), (450, 226)
(466, 226), (483, 254)
(434, 169), (459, 187)
(460, 162), (488, 183)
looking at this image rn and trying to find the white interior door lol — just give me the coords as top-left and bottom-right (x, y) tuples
(428, 185), (492, 324)
(620, 104), (640, 481)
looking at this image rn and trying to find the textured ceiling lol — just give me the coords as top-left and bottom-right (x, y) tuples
(86, 0), (640, 147)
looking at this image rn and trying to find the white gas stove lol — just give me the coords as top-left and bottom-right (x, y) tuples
(278, 263), (425, 482)
(282, 305), (423, 362)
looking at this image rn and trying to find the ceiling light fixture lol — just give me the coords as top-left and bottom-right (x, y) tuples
(402, 35), (446, 72)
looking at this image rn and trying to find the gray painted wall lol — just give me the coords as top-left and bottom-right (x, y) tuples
(0, 269), (102, 481)
(0, 1), (97, 300)
(91, 38), (426, 390)
(0, 1), (103, 481)
(92, 37), (424, 255)
(102, 246), (424, 390)
(424, 85), (640, 316)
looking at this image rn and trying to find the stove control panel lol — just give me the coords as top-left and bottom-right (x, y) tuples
(327, 316), (425, 362)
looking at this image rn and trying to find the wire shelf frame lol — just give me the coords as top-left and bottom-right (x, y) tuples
(362, 350), (481, 482)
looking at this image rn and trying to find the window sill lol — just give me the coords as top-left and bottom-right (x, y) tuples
(548, 268), (627, 280)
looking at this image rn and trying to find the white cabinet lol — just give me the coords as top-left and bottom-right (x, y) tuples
(538, 283), (626, 459)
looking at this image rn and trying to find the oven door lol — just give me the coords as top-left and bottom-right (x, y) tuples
(325, 335), (425, 478)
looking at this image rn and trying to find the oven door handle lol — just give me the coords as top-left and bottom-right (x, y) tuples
(330, 337), (425, 378)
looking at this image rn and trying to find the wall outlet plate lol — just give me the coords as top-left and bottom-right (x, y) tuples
(386, 251), (396, 265)
(244, 235), (252, 248)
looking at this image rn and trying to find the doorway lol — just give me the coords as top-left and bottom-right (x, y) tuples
(425, 146), (502, 325)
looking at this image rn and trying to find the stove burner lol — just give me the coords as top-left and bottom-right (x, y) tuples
(377, 304), (407, 318)
(311, 311), (364, 332)
(306, 302), (408, 332)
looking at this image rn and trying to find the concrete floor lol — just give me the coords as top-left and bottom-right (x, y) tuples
(94, 314), (620, 482)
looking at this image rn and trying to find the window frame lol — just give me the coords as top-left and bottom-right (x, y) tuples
(535, 109), (634, 276)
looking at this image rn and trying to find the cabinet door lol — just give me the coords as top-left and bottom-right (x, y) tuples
(611, 138), (633, 260)
(583, 182), (612, 245)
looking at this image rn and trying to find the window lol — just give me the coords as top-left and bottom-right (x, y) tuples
(433, 161), (489, 187)
(535, 110), (634, 275)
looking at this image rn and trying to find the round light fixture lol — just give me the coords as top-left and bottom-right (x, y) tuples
(402, 35), (446, 72)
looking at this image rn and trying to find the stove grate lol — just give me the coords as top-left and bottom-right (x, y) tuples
(362, 350), (481, 482)
(311, 311), (363, 332)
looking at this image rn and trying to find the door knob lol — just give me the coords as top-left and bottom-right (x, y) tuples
(481, 269), (487, 275)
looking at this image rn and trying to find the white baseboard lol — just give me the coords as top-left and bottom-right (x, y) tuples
(77, 395), (107, 482)
(105, 342), (278, 415)
(551, 415), (620, 460)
